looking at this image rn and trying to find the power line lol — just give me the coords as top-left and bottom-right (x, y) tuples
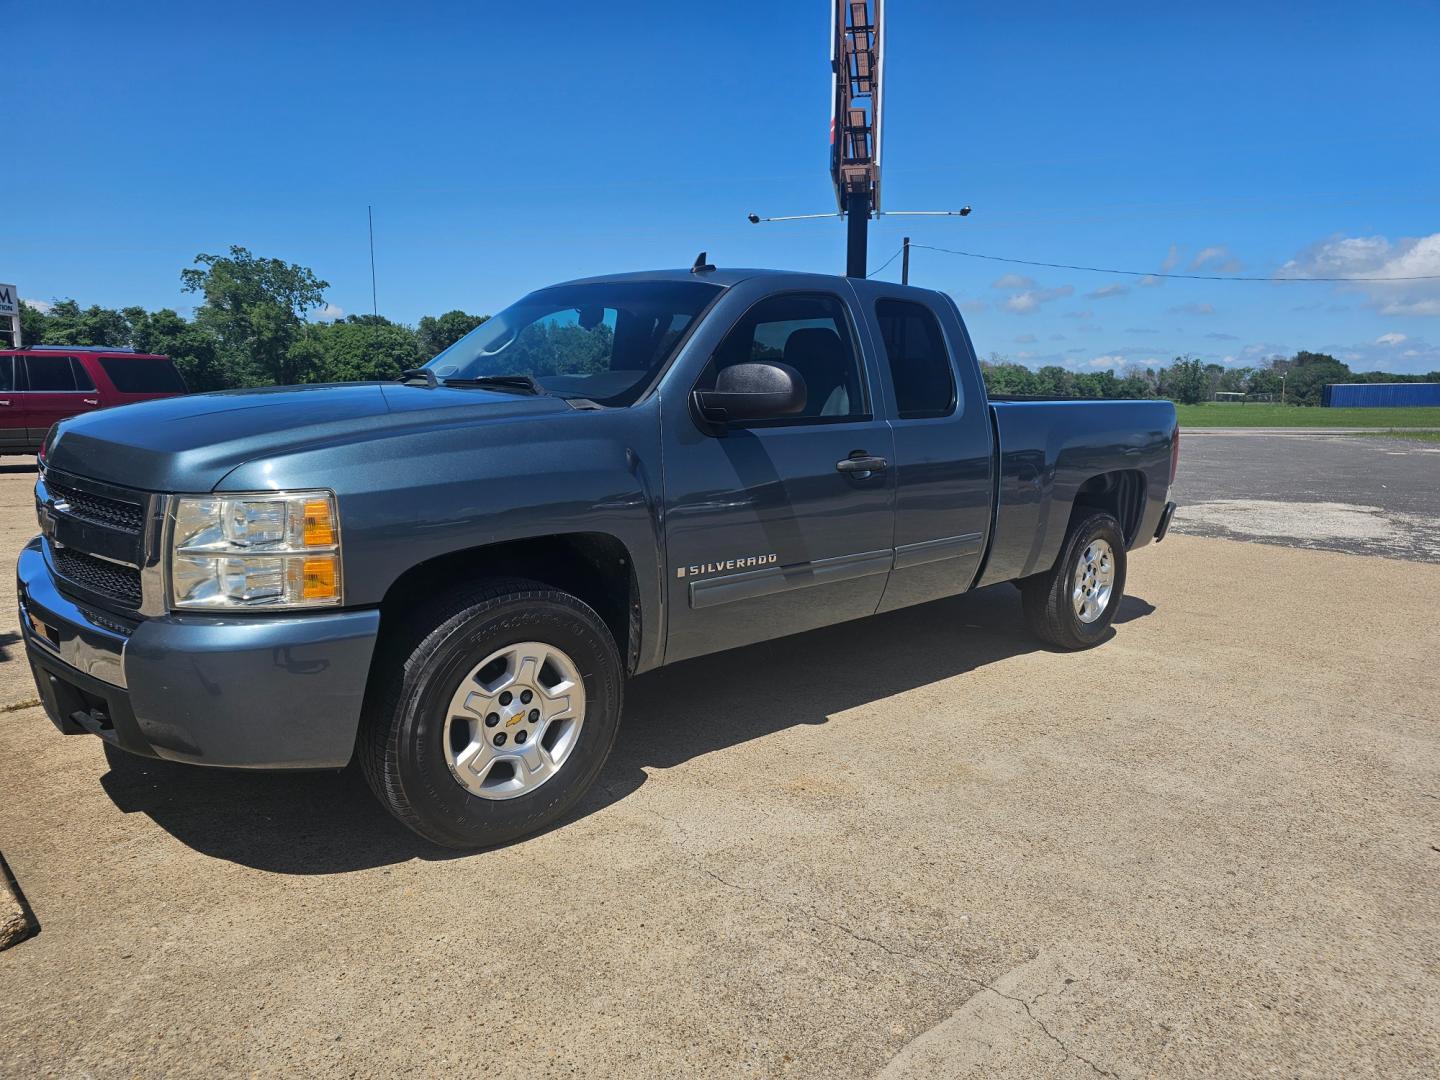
(866, 246), (904, 278)
(906, 243), (1440, 283)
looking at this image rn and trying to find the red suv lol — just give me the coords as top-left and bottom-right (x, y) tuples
(0, 346), (188, 455)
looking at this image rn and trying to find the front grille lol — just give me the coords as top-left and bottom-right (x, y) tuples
(46, 479), (145, 533)
(53, 548), (143, 609)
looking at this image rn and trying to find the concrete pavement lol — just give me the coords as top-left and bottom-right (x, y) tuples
(0, 460), (1437, 1078)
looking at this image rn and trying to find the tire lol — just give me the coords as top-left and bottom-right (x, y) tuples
(1019, 512), (1127, 651)
(360, 577), (623, 849)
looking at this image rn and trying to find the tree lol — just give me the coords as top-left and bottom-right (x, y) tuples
(126, 307), (231, 391)
(18, 302), (50, 346)
(418, 310), (489, 357)
(1284, 350), (1351, 406)
(1159, 355), (1209, 404)
(292, 316), (425, 383)
(27, 299), (133, 347)
(181, 246), (329, 386)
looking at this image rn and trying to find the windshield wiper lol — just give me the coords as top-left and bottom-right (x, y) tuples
(397, 367), (438, 388)
(442, 374), (548, 396)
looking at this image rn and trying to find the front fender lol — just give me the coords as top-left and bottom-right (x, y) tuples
(215, 400), (667, 671)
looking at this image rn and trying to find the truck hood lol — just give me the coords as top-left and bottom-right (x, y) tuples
(46, 382), (573, 492)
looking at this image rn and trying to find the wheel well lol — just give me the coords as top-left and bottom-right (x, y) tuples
(378, 533), (642, 672)
(1069, 470), (1147, 546)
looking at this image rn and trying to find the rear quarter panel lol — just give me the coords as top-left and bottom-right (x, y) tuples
(976, 399), (1176, 587)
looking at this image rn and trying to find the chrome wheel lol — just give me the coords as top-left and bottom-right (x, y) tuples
(1072, 539), (1115, 624)
(443, 641), (586, 801)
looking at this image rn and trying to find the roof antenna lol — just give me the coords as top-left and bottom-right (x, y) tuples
(691, 251), (716, 274)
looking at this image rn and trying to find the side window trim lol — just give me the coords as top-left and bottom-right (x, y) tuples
(873, 296), (961, 421)
(692, 289), (874, 430)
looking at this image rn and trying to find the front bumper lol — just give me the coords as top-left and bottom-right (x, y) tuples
(18, 538), (380, 769)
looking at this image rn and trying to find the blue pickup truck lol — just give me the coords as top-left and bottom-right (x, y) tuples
(20, 267), (1178, 848)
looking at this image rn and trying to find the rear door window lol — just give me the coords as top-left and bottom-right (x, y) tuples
(23, 354), (79, 392)
(0, 357), (12, 392)
(98, 357), (187, 393)
(874, 299), (957, 419)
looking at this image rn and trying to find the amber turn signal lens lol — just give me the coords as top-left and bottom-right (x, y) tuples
(302, 499), (336, 547)
(300, 555), (339, 601)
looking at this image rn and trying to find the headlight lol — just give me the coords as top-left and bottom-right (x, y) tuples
(169, 491), (342, 610)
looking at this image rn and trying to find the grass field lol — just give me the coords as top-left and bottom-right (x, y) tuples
(1174, 403), (1440, 428)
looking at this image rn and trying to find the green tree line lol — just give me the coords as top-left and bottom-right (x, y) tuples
(982, 351), (1439, 407)
(16, 246), (1437, 405)
(18, 246), (488, 391)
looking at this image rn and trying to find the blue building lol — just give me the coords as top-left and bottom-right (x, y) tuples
(1322, 382), (1440, 407)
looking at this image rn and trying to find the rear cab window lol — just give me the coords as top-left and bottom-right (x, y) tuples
(98, 356), (187, 394)
(874, 299), (958, 419)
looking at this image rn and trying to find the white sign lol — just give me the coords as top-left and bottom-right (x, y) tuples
(0, 284), (17, 317)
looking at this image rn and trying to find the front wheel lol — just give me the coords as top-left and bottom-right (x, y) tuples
(360, 578), (623, 849)
(1019, 512), (1127, 650)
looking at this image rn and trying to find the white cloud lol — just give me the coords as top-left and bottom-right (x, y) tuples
(1089, 355), (1126, 368)
(1136, 275), (1163, 288)
(312, 303), (345, 321)
(1189, 245), (1242, 273)
(1376, 332), (1407, 346)
(1280, 232), (1440, 317)
(1014, 333), (1037, 344)
(1086, 283), (1129, 299)
(21, 297), (52, 313)
(1004, 284), (1074, 314)
(956, 299), (987, 314)
(991, 273), (1036, 290)
(1161, 245), (1181, 272)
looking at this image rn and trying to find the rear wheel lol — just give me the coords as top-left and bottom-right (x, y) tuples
(1020, 512), (1127, 650)
(361, 578), (622, 849)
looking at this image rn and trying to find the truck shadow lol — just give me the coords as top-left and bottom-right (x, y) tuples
(98, 584), (1154, 874)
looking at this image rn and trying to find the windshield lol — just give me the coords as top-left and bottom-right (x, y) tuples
(425, 280), (723, 405)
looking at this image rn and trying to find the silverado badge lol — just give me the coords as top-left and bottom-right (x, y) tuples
(676, 553), (778, 578)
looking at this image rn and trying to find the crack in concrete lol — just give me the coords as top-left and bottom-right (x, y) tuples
(611, 792), (1119, 1076)
(697, 865), (1119, 1078)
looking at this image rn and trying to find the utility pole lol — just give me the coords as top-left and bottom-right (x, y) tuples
(831, 0), (883, 277)
(901, 236), (910, 285)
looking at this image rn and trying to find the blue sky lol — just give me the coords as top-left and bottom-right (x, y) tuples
(7, 0), (1440, 374)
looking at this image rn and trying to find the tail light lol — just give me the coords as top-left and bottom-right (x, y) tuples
(1168, 425), (1180, 486)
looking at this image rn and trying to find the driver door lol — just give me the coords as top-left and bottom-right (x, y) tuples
(660, 288), (896, 663)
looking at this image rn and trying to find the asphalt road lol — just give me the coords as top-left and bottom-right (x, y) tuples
(0, 456), (1437, 1079)
(1172, 432), (1440, 562)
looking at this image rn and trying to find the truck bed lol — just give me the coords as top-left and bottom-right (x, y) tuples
(975, 398), (1177, 588)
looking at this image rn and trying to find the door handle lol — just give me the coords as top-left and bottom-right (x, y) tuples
(836, 452), (889, 475)
(0, 400), (9, 406)
(83, 398), (99, 406)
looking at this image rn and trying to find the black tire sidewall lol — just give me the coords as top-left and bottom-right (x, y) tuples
(1058, 514), (1127, 645)
(393, 594), (621, 848)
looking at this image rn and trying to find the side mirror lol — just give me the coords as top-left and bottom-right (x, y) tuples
(692, 362), (807, 425)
